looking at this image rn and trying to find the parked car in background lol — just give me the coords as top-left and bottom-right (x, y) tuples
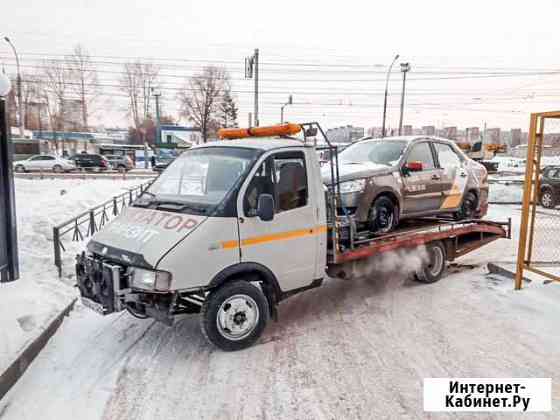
(152, 156), (176, 173)
(13, 154), (76, 173)
(104, 154), (134, 172)
(322, 136), (489, 234)
(539, 165), (560, 208)
(69, 153), (110, 171)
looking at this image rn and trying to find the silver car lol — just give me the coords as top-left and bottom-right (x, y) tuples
(14, 154), (76, 173)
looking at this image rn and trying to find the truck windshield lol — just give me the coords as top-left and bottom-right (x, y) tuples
(140, 147), (259, 213)
(339, 140), (407, 166)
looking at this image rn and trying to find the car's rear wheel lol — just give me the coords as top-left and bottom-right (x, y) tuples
(117, 165), (127, 173)
(540, 189), (556, 208)
(14, 164), (25, 173)
(413, 241), (447, 283)
(454, 191), (478, 220)
(52, 164), (63, 173)
(369, 196), (398, 234)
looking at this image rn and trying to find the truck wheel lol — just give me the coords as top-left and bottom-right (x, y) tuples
(540, 189), (556, 208)
(200, 280), (269, 351)
(414, 241), (446, 283)
(454, 191), (477, 220)
(369, 196), (397, 234)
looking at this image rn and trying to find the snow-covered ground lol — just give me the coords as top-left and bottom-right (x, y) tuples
(0, 178), (145, 378)
(1, 198), (559, 418)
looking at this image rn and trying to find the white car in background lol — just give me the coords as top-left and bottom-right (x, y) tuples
(14, 154), (76, 173)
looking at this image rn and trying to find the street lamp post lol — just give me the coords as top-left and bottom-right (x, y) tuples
(280, 95), (293, 124)
(398, 62), (411, 136)
(4, 37), (24, 138)
(0, 72), (19, 282)
(381, 54), (399, 138)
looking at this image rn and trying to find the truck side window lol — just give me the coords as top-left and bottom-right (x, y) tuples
(243, 152), (308, 216)
(406, 142), (435, 170)
(244, 159), (275, 216)
(273, 153), (308, 212)
(435, 143), (461, 170)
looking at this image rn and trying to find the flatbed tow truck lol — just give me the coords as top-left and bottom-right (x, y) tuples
(76, 123), (511, 351)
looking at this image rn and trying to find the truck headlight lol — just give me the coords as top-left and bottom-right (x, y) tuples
(339, 179), (366, 193)
(131, 268), (172, 291)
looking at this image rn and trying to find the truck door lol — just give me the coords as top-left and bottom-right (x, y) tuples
(433, 142), (467, 210)
(401, 141), (445, 214)
(237, 149), (319, 292)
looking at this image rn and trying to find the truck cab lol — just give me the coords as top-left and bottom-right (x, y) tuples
(77, 125), (328, 351)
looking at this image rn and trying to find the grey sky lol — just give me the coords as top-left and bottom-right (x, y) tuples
(2, 0), (560, 131)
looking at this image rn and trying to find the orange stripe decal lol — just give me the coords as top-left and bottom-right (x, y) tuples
(220, 225), (327, 249)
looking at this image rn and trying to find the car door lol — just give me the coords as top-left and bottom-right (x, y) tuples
(401, 141), (445, 214)
(433, 142), (467, 211)
(25, 155), (44, 171)
(237, 149), (319, 292)
(41, 156), (56, 170)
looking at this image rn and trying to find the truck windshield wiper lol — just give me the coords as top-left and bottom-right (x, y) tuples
(154, 201), (208, 214)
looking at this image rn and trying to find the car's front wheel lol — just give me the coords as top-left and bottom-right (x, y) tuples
(52, 164), (63, 173)
(200, 280), (269, 351)
(14, 164), (25, 173)
(540, 189), (556, 208)
(369, 196), (398, 234)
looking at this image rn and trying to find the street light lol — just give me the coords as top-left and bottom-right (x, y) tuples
(0, 72), (11, 97)
(381, 54), (399, 138)
(3, 37), (23, 138)
(398, 62), (411, 136)
(280, 94), (293, 124)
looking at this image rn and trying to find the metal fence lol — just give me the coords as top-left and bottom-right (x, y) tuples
(516, 111), (560, 289)
(53, 180), (152, 276)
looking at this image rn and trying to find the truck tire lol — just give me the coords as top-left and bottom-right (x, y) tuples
(413, 241), (446, 283)
(200, 280), (269, 351)
(369, 196), (398, 234)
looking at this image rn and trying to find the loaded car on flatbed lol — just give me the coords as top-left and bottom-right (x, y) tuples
(76, 123), (510, 351)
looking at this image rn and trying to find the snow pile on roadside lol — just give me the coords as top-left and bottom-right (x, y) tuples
(0, 178), (146, 376)
(488, 182), (523, 203)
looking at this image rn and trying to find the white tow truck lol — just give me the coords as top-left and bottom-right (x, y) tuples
(76, 123), (510, 351)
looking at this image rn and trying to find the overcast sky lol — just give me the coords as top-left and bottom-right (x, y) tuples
(2, 0), (560, 131)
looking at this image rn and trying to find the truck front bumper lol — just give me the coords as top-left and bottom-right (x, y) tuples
(76, 253), (125, 315)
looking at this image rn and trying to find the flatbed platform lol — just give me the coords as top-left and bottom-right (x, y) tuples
(329, 218), (511, 265)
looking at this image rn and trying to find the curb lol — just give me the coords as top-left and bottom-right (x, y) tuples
(0, 298), (77, 401)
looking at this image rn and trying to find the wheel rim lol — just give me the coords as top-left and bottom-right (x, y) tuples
(374, 205), (394, 233)
(15, 166), (23, 172)
(427, 246), (444, 276)
(542, 192), (552, 207)
(216, 294), (259, 341)
(53, 165), (62, 173)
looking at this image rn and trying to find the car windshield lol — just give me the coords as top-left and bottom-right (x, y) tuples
(339, 140), (407, 166)
(139, 147), (259, 213)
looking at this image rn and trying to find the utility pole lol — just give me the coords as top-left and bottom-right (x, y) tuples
(280, 94), (293, 124)
(398, 62), (411, 136)
(4, 37), (23, 138)
(245, 49), (259, 127)
(248, 112), (252, 128)
(381, 54), (399, 138)
(153, 89), (161, 144)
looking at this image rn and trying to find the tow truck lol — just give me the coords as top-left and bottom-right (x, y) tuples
(76, 123), (510, 351)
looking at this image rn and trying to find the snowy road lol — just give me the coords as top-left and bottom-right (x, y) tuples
(2, 235), (560, 419)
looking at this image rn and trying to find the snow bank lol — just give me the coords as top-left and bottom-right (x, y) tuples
(0, 178), (146, 376)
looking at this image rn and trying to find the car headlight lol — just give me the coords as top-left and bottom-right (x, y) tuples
(131, 268), (172, 291)
(339, 179), (366, 193)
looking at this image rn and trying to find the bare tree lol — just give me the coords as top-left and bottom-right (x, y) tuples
(120, 60), (159, 132)
(178, 66), (229, 142)
(42, 58), (70, 131)
(66, 44), (100, 131)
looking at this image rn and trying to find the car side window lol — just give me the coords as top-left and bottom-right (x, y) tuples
(44, 156), (55, 161)
(406, 142), (435, 170)
(243, 151), (308, 216)
(435, 143), (461, 170)
(30, 156), (41, 161)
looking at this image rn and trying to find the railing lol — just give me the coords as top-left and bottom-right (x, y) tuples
(52, 180), (153, 276)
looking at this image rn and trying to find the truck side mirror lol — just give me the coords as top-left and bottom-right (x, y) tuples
(257, 194), (275, 222)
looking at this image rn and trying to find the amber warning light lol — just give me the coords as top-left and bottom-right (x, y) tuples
(218, 123), (302, 139)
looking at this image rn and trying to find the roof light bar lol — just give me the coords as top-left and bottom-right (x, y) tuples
(218, 123), (302, 140)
